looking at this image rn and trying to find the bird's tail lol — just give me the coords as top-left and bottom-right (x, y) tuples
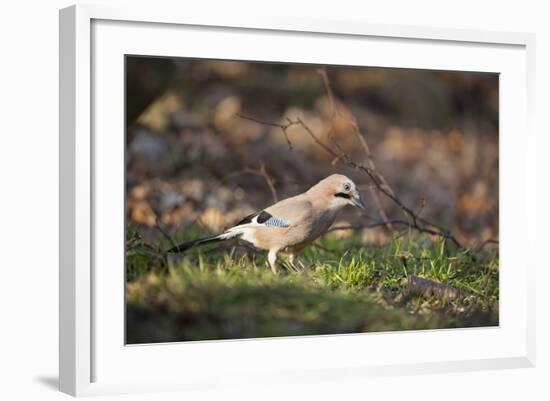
(165, 229), (241, 253)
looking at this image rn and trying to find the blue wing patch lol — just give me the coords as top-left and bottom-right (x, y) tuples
(263, 216), (290, 227)
(257, 211), (290, 227)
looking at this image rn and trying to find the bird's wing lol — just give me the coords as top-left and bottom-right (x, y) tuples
(234, 195), (313, 229)
(235, 210), (291, 228)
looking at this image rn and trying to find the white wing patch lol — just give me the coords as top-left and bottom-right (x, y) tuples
(222, 212), (290, 244)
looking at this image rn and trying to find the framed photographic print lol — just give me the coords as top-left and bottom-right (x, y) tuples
(59, 4), (536, 396)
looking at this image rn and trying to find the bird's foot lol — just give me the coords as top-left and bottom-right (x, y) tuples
(286, 254), (305, 272)
(268, 263), (278, 274)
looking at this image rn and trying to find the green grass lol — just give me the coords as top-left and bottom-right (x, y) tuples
(125, 225), (499, 344)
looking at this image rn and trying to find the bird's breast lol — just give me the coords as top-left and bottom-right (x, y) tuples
(304, 209), (339, 239)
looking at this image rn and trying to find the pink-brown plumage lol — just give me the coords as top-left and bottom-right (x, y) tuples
(168, 174), (365, 273)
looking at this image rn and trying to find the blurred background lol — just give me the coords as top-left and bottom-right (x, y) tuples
(125, 56), (498, 248)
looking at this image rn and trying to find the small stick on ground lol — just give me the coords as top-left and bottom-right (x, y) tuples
(475, 238), (499, 252)
(407, 275), (466, 300)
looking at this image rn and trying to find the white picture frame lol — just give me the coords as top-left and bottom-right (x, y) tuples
(59, 4), (536, 397)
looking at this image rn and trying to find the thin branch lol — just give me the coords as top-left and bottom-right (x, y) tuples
(315, 70), (453, 235)
(328, 220), (453, 239)
(236, 70), (465, 248)
(318, 68), (395, 232)
(317, 68), (336, 114)
(236, 114), (464, 249)
(237, 113), (293, 150)
(152, 214), (178, 250)
(218, 163), (279, 204)
(415, 197), (426, 217)
(201, 242), (264, 257)
(300, 116), (462, 247)
(259, 162), (278, 203)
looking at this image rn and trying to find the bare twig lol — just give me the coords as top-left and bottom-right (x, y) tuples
(237, 114), (464, 249)
(316, 70), (459, 243)
(201, 242), (264, 257)
(218, 163), (279, 204)
(237, 113), (293, 150)
(152, 214), (178, 250)
(317, 68), (336, 113)
(415, 198), (426, 218)
(407, 275), (466, 300)
(237, 70), (466, 249)
(318, 68), (395, 232)
(259, 162), (278, 203)
(328, 220), (454, 239)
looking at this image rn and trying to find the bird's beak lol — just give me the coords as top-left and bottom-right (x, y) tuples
(350, 192), (365, 210)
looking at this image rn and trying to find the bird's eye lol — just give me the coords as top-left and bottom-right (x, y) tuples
(343, 183), (351, 192)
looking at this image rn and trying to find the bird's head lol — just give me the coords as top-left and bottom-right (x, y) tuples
(310, 174), (365, 210)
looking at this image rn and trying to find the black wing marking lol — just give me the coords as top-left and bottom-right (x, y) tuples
(257, 211), (273, 224)
(235, 211), (262, 226)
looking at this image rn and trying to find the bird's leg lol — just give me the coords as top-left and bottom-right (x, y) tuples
(288, 252), (302, 271)
(267, 249), (278, 274)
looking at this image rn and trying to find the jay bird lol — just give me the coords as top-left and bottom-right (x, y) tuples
(167, 174), (365, 273)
